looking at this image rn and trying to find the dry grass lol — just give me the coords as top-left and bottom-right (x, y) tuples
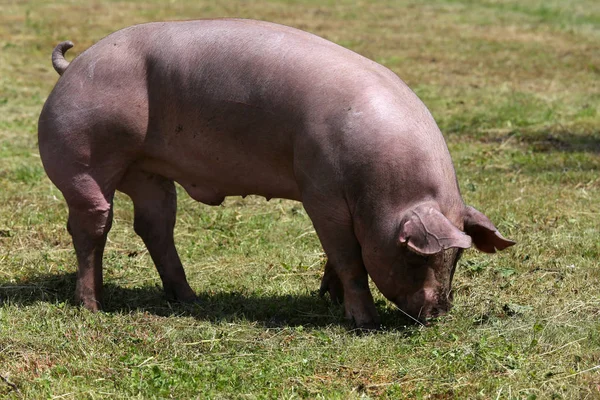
(1, 0), (599, 398)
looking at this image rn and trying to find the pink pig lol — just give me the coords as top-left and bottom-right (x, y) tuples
(39, 19), (514, 328)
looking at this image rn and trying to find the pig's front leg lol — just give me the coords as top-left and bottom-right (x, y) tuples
(304, 197), (380, 330)
(319, 260), (344, 304)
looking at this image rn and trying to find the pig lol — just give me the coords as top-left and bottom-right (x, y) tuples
(38, 19), (515, 329)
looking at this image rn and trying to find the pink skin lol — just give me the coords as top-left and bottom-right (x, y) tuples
(39, 19), (515, 328)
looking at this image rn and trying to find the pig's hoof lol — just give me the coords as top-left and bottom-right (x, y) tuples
(319, 284), (344, 305)
(164, 284), (198, 304)
(75, 286), (102, 311)
(354, 322), (382, 333)
(350, 316), (381, 332)
(319, 271), (344, 304)
(77, 297), (102, 312)
(168, 292), (199, 304)
(344, 297), (381, 332)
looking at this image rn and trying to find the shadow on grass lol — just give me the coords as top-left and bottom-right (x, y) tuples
(482, 128), (600, 154)
(0, 272), (418, 331)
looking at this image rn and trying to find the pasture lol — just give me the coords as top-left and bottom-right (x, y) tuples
(1, 0), (599, 398)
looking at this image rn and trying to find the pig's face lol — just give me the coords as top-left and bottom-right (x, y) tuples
(363, 203), (514, 322)
(382, 248), (463, 321)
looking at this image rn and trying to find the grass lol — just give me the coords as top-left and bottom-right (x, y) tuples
(1, 0), (599, 398)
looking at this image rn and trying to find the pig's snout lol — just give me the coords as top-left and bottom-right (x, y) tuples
(396, 287), (453, 322)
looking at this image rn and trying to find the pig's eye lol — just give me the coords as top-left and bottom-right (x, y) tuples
(442, 248), (464, 266)
(404, 251), (430, 267)
(453, 249), (464, 266)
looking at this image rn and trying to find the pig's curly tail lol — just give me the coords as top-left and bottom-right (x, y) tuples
(52, 41), (74, 76)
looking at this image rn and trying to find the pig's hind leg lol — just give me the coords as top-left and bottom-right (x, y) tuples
(118, 169), (197, 303)
(63, 179), (114, 312)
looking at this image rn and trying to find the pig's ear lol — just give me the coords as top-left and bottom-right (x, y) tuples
(399, 205), (472, 255)
(463, 206), (516, 253)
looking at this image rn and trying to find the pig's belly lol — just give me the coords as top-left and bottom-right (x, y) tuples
(132, 154), (303, 206)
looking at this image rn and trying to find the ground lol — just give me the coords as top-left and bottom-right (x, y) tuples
(0, 0), (599, 398)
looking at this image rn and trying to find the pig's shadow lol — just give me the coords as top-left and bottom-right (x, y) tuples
(0, 272), (417, 331)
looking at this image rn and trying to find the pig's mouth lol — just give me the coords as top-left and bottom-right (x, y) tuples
(392, 288), (453, 325)
(392, 304), (431, 326)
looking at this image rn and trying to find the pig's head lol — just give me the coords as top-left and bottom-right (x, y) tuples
(363, 203), (515, 323)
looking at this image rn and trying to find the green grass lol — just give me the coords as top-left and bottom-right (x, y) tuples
(1, 0), (599, 398)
